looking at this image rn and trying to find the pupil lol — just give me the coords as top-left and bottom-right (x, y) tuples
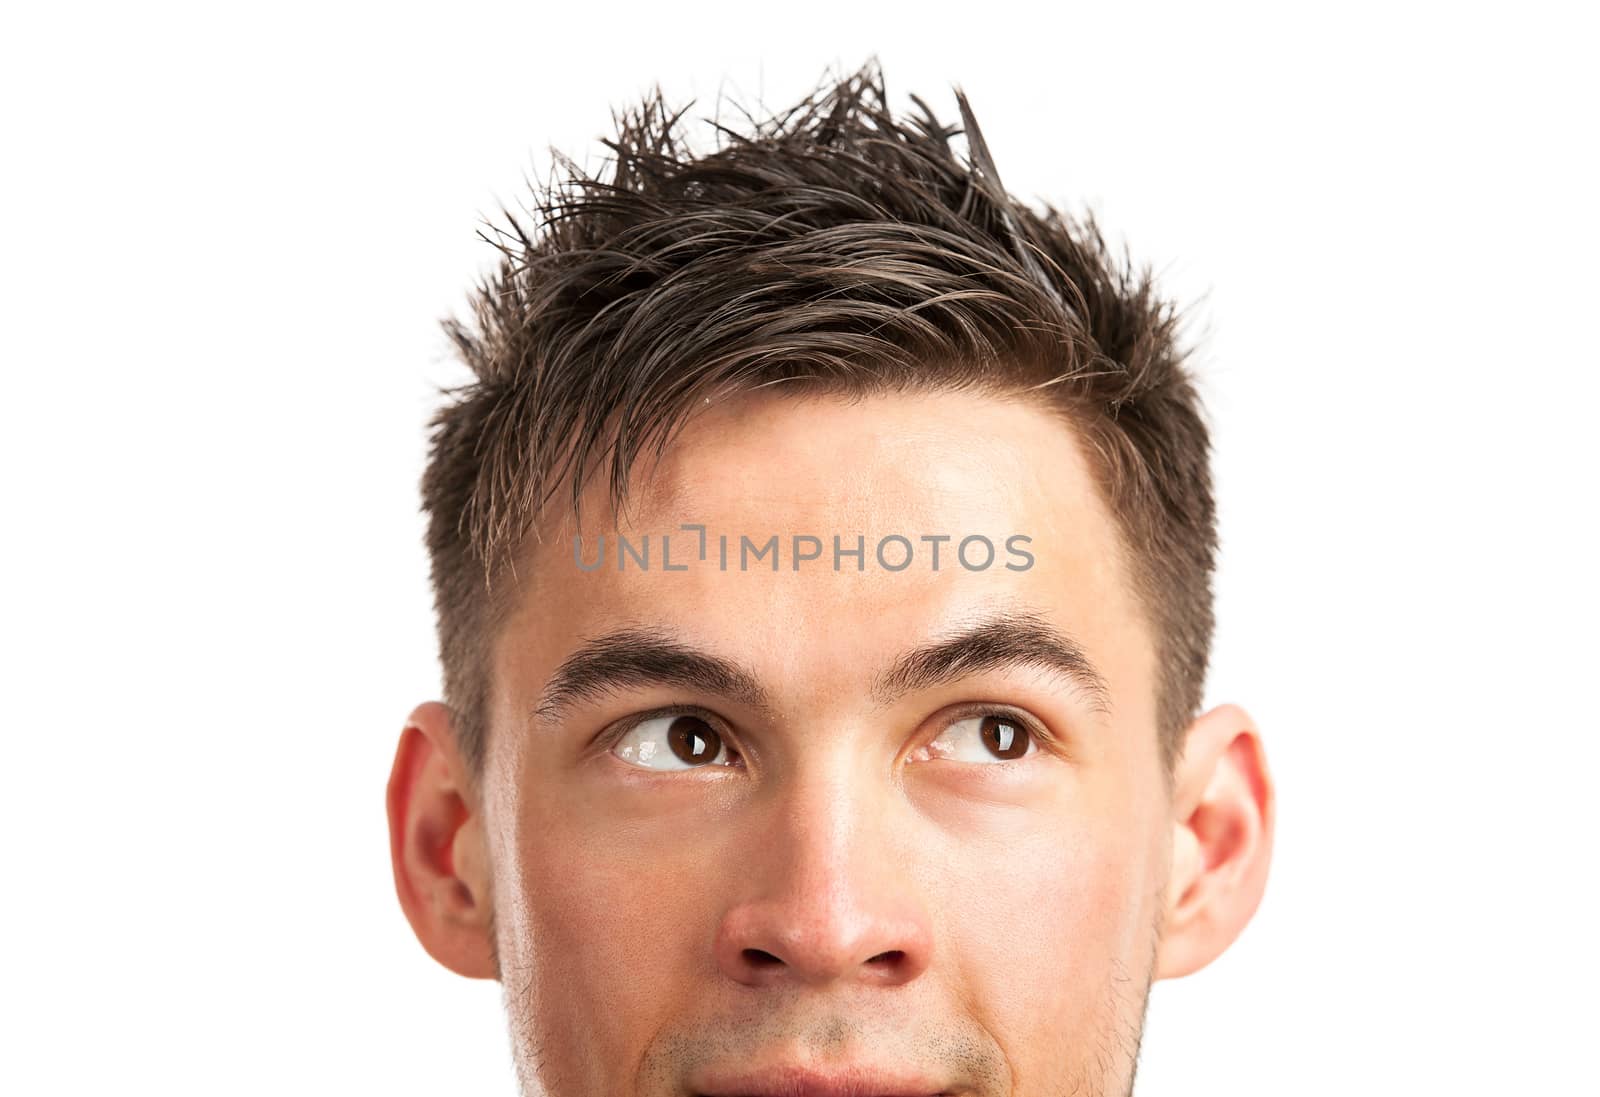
(668, 716), (718, 764)
(983, 715), (1027, 759)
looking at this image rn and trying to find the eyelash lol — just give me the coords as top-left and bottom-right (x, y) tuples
(601, 702), (1058, 766)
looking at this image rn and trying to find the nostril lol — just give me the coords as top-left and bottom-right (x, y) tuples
(742, 948), (782, 967)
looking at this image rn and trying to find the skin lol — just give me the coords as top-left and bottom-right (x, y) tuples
(388, 388), (1274, 1096)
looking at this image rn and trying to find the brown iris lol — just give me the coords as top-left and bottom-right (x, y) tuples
(666, 715), (721, 765)
(981, 714), (1029, 759)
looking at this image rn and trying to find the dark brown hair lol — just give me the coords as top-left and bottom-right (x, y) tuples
(422, 57), (1216, 780)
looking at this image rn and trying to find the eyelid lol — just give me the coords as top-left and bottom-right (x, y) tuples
(599, 703), (736, 753)
(932, 701), (1063, 758)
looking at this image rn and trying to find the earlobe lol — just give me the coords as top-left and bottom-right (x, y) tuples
(1154, 702), (1275, 980)
(386, 701), (498, 980)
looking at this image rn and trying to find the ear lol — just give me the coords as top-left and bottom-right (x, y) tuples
(386, 701), (497, 979)
(1154, 702), (1275, 980)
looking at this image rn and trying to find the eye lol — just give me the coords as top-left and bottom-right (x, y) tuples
(611, 712), (738, 771)
(921, 712), (1037, 764)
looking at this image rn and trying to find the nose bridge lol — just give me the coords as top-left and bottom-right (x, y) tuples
(774, 757), (877, 915)
(713, 742), (933, 990)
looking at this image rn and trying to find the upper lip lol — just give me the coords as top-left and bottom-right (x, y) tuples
(692, 1062), (951, 1097)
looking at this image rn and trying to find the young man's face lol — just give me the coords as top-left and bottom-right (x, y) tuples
(389, 389), (1273, 1097)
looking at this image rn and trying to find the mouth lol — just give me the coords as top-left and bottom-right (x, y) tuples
(690, 1064), (952, 1097)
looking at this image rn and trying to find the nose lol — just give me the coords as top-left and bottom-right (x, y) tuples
(712, 763), (934, 990)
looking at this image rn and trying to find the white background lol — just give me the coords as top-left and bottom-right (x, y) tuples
(3, 2), (1595, 1093)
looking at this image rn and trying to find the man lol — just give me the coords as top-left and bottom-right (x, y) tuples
(387, 58), (1274, 1097)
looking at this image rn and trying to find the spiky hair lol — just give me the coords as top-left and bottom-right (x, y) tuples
(422, 56), (1216, 779)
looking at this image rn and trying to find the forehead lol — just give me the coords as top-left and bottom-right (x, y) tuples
(492, 388), (1156, 749)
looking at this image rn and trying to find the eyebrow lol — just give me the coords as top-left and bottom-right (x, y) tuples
(869, 608), (1112, 715)
(529, 609), (1112, 728)
(532, 627), (772, 726)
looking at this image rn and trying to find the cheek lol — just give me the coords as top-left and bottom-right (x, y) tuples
(947, 813), (1155, 1051)
(491, 792), (713, 1073)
